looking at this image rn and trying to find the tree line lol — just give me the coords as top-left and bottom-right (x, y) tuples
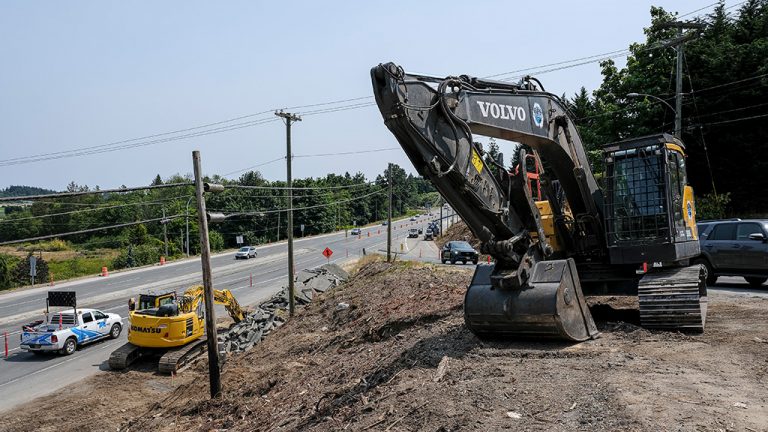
(0, 163), (436, 289)
(561, 1), (767, 216)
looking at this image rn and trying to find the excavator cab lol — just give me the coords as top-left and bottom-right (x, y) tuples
(603, 133), (700, 265)
(133, 290), (177, 314)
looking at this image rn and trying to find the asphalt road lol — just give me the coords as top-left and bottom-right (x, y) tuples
(0, 211), (455, 412)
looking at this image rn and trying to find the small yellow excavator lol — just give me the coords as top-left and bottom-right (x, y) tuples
(108, 285), (244, 374)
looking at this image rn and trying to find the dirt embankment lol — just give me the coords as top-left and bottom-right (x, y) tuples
(4, 260), (768, 432)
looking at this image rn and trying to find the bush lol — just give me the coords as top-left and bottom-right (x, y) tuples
(209, 231), (225, 252)
(12, 253), (49, 286)
(48, 256), (107, 280)
(696, 192), (731, 220)
(112, 243), (164, 269)
(20, 239), (71, 252)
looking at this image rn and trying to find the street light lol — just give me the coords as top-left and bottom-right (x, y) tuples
(626, 92), (679, 137)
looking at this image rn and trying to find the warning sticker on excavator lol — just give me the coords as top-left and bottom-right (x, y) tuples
(471, 149), (483, 174)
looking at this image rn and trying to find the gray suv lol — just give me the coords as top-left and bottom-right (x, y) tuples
(696, 219), (768, 287)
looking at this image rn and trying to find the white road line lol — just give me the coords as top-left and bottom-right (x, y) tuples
(0, 339), (123, 388)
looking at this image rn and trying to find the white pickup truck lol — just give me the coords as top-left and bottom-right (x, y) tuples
(20, 309), (123, 355)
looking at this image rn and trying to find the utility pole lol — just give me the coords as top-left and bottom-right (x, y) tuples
(276, 111), (301, 316)
(185, 196), (194, 256)
(192, 150), (221, 399)
(387, 163), (393, 262)
(276, 210), (280, 242)
(659, 21), (705, 138)
(162, 208), (168, 257)
(439, 201), (443, 238)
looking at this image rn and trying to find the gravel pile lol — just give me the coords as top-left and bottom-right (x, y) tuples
(220, 263), (348, 353)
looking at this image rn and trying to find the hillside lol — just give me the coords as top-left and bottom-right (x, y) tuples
(4, 259), (768, 431)
(0, 185), (57, 197)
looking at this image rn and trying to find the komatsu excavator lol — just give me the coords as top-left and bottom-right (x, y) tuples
(371, 62), (706, 341)
(109, 286), (244, 373)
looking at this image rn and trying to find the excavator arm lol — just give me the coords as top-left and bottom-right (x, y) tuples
(180, 286), (244, 324)
(371, 62), (599, 341)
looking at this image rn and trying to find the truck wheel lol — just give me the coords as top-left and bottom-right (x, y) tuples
(441, 260), (447, 264)
(744, 277), (767, 288)
(450, 259), (456, 265)
(62, 338), (77, 356)
(462, 260), (467, 265)
(693, 258), (716, 286)
(110, 323), (122, 339)
(472, 259), (478, 265)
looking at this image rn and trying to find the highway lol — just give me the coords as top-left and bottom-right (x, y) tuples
(0, 211), (456, 412)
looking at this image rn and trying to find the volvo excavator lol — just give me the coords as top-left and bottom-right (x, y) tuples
(371, 62), (706, 341)
(109, 286), (244, 374)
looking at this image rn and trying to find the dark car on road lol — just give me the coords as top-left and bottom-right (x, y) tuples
(696, 219), (768, 287)
(441, 241), (479, 265)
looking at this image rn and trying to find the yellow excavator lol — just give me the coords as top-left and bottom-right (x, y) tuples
(108, 286), (244, 374)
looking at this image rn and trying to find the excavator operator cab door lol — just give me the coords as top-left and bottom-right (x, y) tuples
(603, 133), (700, 265)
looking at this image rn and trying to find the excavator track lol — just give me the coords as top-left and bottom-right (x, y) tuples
(157, 338), (207, 375)
(638, 265), (707, 332)
(108, 342), (143, 370)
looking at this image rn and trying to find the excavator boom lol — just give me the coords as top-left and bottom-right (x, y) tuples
(371, 62), (600, 341)
(371, 62), (706, 340)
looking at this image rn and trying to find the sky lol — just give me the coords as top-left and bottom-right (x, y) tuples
(0, 0), (730, 191)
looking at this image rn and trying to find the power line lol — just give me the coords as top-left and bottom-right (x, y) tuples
(0, 214), (183, 246)
(294, 147), (400, 159)
(221, 157), (285, 178)
(226, 182), (376, 191)
(221, 189), (385, 218)
(0, 182), (192, 202)
(697, 112), (768, 127)
(0, 195), (193, 223)
(221, 147), (399, 179)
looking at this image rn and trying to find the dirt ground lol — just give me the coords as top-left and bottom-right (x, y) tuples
(3, 259), (768, 432)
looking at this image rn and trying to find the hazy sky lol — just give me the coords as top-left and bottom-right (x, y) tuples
(0, 1), (726, 191)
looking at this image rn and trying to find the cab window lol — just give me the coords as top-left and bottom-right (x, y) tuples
(82, 312), (93, 323)
(92, 311), (107, 320)
(158, 296), (175, 306)
(710, 223), (736, 241)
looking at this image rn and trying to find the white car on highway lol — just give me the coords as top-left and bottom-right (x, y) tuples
(20, 309), (123, 356)
(235, 246), (258, 259)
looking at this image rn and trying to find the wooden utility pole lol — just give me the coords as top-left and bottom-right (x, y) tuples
(276, 111), (301, 316)
(161, 208), (168, 257)
(192, 150), (221, 398)
(658, 21), (705, 138)
(387, 163), (393, 262)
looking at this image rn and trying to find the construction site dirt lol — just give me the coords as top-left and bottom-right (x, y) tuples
(3, 257), (768, 432)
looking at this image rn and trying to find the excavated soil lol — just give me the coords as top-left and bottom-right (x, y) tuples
(3, 259), (768, 432)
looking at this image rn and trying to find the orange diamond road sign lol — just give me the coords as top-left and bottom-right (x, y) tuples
(322, 247), (333, 259)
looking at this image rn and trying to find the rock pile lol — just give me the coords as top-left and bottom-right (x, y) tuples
(221, 263), (348, 353)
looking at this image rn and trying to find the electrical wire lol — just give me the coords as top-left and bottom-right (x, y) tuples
(0, 195), (193, 223)
(221, 189), (386, 218)
(226, 182), (376, 191)
(0, 183), (193, 202)
(0, 182), (193, 202)
(0, 214), (183, 246)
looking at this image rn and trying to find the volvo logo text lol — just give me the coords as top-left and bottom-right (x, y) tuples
(476, 101), (526, 121)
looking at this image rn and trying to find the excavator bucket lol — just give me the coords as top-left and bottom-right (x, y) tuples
(464, 259), (598, 342)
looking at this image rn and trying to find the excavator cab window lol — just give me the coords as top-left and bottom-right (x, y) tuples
(667, 149), (687, 241)
(604, 145), (669, 243)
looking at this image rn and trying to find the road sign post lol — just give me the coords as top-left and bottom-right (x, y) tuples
(236, 235), (244, 245)
(29, 255), (37, 288)
(322, 247), (333, 264)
